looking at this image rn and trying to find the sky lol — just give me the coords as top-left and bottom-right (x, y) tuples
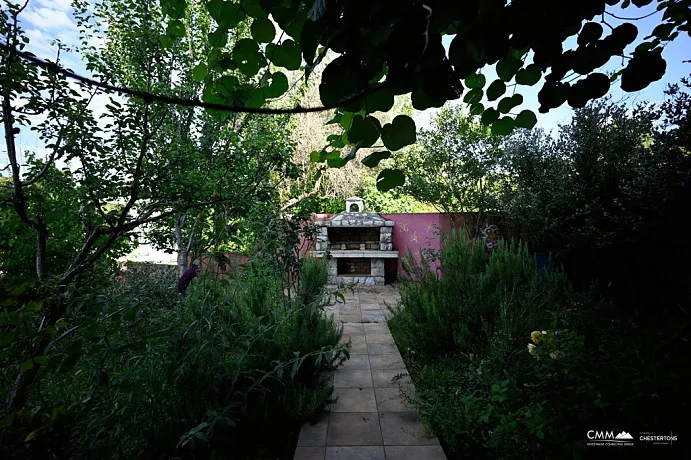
(2, 0), (690, 168)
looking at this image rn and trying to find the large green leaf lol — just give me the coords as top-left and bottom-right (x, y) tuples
(263, 72), (288, 99)
(208, 28), (227, 48)
(621, 50), (666, 92)
(376, 169), (405, 192)
(470, 103), (484, 116)
(251, 18), (275, 43)
(578, 22), (603, 46)
(192, 63), (207, 82)
(242, 0), (269, 18)
(465, 73), (486, 89)
(365, 87), (394, 113)
(310, 150), (327, 163)
(167, 19), (185, 38)
(487, 79), (506, 101)
(380, 115), (416, 151)
(247, 88), (266, 108)
(481, 107), (499, 125)
(215, 75), (239, 97)
(361, 150), (392, 167)
(207, 0), (246, 30)
(347, 115), (380, 147)
(161, 0), (187, 19)
(515, 109), (537, 129)
(411, 89), (446, 110)
(463, 88), (483, 105)
(498, 94), (523, 113)
(267, 40), (302, 70)
(496, 55), (521, 82)
(515, 64), (541, 86)
(0, 330), (15, 347)
(491, 117), (515, 136)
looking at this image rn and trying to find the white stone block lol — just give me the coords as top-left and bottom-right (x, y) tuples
(380, 227), (392, 234)
(364, 277), (376, 286)
(384, 221), (394, 227)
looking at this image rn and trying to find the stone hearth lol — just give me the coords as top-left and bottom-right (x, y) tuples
(311, 197), (397, 286)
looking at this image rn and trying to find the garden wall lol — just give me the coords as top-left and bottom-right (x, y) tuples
(189, 213), (525, 281)
(308, 212), (526, 280)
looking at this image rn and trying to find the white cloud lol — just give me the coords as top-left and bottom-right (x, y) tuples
(22, 7), (74, 30)
(35, 0), (74, 11)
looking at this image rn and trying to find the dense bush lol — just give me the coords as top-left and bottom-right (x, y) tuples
(1, 257), (346, 459)
(501, 97), (691, 310)
(390, 236), (690, 459)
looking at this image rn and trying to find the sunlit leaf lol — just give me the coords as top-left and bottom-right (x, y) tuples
(192, 63), (207, 82)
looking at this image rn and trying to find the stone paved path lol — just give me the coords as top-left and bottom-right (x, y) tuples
(293, 286), (447, 460)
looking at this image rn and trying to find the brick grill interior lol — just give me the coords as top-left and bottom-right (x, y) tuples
(329, 228), (380, 250)
(337, 258), (371, 275)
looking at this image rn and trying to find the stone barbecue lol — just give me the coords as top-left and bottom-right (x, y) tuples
(312, 197), (398, 286)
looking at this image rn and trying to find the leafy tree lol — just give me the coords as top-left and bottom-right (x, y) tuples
(0, 0), (287, 417)
(501, 96), (691, 308)
(396, 106), (504, 230)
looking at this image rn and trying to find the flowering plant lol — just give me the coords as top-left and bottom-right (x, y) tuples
(526, 329), (573, 362)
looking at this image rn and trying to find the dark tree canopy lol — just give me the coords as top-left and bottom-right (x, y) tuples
(153, 0), (691, 188)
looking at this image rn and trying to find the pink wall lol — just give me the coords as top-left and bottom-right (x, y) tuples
(380, 213), (443, 277)
(204, 213), (526, 282)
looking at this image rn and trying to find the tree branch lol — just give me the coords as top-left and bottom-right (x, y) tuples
(0, 41), (378, 115)
(281, 172), (322, 211)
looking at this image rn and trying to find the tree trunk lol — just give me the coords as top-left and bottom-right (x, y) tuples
(36, 223), (47, 281)
(175, 214), (188, 277)
(4, 294), (63, 416)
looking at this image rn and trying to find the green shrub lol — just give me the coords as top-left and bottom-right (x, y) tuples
(1, 257), (346, 460)
(390, 235), (691, 459)
(389, 233), (573, 458)
(390, 231), (569, 360)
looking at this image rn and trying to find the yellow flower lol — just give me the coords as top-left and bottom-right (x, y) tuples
(530, 331), (543, 344)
